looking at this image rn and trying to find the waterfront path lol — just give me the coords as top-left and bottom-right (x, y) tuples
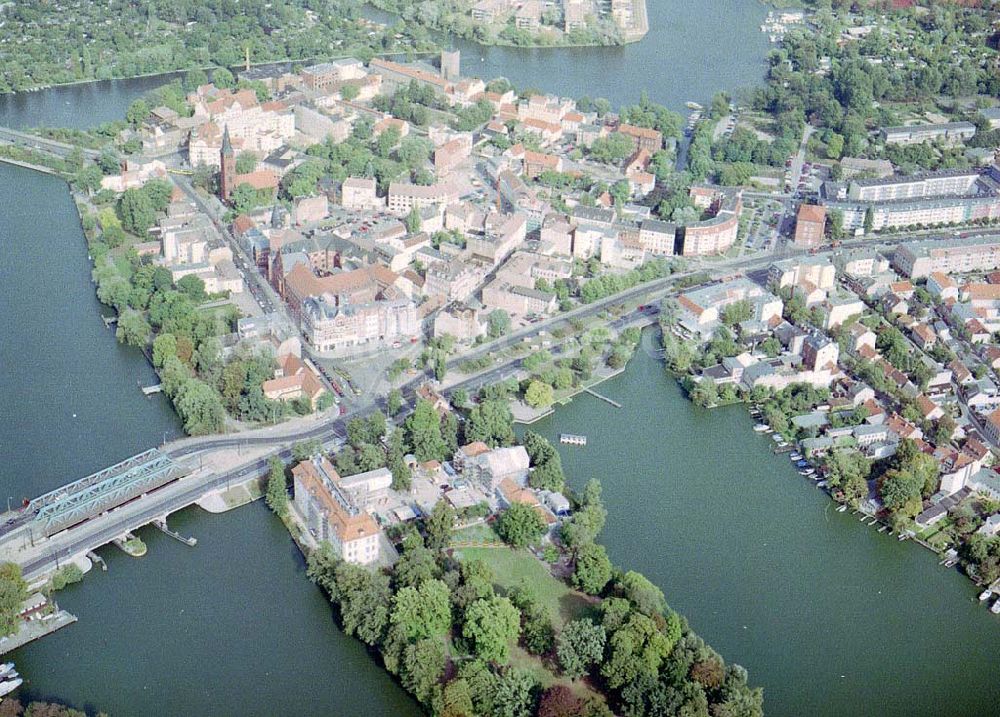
(0, 126), (99, 159)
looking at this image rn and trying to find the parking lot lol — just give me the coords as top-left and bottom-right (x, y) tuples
(740, 197), (786, 254)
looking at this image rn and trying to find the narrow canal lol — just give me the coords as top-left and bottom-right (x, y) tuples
(523, 334), (1000, 717)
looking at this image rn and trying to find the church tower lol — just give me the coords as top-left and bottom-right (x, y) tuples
(220, 125), (236, 201)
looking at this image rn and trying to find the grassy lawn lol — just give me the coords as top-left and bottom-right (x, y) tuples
(450, 523), (501, 545)
(454, 546), (594, 628)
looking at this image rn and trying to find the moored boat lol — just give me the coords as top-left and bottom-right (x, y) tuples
(980, 590), (994, 602)
(753, 423), (769, 432)
(992, 599), (1000, 615)
(0, 678), (22, 698)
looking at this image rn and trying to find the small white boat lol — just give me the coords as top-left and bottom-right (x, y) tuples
(789, 452), (803, 461)
(837, 504), (848, 513)
(771, 434), (785, 443)
(753, 423), (770, 432)
(0, 678), (22, 697)
(980, 590), (994, 602)
(685, 101), (703, 110)
(0, 663), (13, 678)
(992, 599), (1000, 615)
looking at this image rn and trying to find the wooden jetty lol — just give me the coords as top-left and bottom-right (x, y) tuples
(583, 387), (622, 408)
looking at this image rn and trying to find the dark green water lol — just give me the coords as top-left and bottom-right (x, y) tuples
(12, 504), (417, 717)
(524, 335), (1000, 717)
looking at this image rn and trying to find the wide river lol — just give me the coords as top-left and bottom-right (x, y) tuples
(1, 1), (997, 715)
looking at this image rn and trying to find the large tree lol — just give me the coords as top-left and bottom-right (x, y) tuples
(495, 503), (547, 549)
(462, 596), (521, 663)
(571, 542), (613, 595)
(0, 562), (27, 637)
(556, 618), (607, 680)
(118, 187), (156, 235)
(406, 400), (447, 461)
(390, 579), (452, 640)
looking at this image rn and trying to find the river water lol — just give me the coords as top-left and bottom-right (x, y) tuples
(364, 0), (772, 111)
(523, 335), (1000, 717)
(4, 2), (995, 715)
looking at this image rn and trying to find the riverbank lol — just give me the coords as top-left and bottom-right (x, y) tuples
(366, 0), (647, 48)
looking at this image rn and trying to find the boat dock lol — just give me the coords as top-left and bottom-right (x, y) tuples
(140, 383), (163, 396)
(583, 388), (621, 408)
(0, 609), (77, 655)
(559, 434), (588, 446)
(154, 519), (197, 546)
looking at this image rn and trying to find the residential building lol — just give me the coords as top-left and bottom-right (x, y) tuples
(425, 259), (485, 302)
(262, 353), (327, 408)
(481, 280), (557, 316)
(461, 445), (530, 493)
(881, 122), (976, 146)
(341, 177), (381, 211)
(768, 257), (836, 291)
(839, 157), (894, 180)
(819, 292), (865, 330)
(834, 248), (889, 277)
(515, 0), (541, 29)
(434, 135), (473, 176)
(678, 188), (742, 256)
(794, 204), (826, 247)
(893, 236), (1000, 279)
(292, 456), (380, 565)
(100, 158), (168, 193)
(434, 305), (485, 341)
(926, 272), (959, 301)
(678, 279), (783, 328)
(802, 334), (839, 371)
(301, 294), (418, 354)
(618, 123), (662, 153)
(387, 181), (462, 214)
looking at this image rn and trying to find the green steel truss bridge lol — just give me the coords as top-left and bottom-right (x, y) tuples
(25, 449), (184, 537)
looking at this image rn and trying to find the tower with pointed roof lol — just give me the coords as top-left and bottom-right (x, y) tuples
(220, 125), (236, 201)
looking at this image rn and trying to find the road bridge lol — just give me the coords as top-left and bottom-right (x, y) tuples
(3, 450), (291, 582)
